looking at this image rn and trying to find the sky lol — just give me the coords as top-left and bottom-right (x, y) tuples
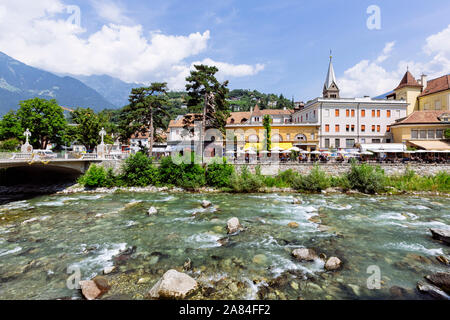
(0, 0), (449, 101)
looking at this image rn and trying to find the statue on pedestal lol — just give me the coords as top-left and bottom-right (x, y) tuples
(21, 128), (33, 153)
(97, 127), (107, 159)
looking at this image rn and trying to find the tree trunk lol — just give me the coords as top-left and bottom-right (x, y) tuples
(149, 108), (154, 157)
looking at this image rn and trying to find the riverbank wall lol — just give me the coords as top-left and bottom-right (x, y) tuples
(98, 160), (449, 177)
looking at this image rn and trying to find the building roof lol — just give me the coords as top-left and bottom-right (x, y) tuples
(324, 56), (338, 90)
(391, 111), (449, 126)
(168, 113), (200, 128)
(131, 132), (150, 139)
(419, 74), (450, 97)
(252, 104), (263, 116)
(227, 108), (294, 125)
(394, 71), (422, 91)
(227, 112), (251, 124)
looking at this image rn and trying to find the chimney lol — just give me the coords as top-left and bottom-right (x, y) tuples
(283, 107), (286, 110)
(250, 106), (253, 113)
(421, 74), (427, 89)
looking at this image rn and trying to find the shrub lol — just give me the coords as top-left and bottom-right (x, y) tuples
(345, 163), (386, 194)
(386, 170), (450, 193)
(206, 159), (234, 188)
(104, 168), (118, 188)
(158, 154), (206, 189)
(120, 152), (158, 187)
(158, 156), (183, 185)
(227, 166), (264, 193)
(78, 164), (107, 188)
(292, 165), (330, 192)
(0, 138), (20, 152)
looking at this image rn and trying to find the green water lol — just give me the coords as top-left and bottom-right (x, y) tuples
(0, 192), (449, 300)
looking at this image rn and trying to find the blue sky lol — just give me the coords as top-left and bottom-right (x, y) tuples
(1, 0), (449, 101)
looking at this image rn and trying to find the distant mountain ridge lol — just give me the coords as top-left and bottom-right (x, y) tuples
(0, 52), (116, 114)
(74, 74), (143, 109)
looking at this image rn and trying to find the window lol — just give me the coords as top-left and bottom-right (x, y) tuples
(306, 114), (308, 120)
(372, 125), (376, 132)
(346, 124), (350, 132)
(361, 138), (366, 144)
(335, 125), (340, 132)
(351, 125), (355, 132)
(435, 100), (442, 110)
(377, 110), (381, 118)
(346, 139), (355, 148)
(325, 109), (330, 117)
(346, 109), (350, 117)
(335, 109), (340, 117)
(386, 125), (391, 133)
(372, 139), (381, 144)
(335, 139), (340, 148)
(372, 110), (376, 117)
(325, 124), (330, 132)
(301, 116), (303, 122)
(286, 134), (290, 141)
(325, 139), (330, 148)
(424, 103), (430, 110)
(361, 110), (366, 117)
(351, 110), (355, 117)
(419, 130), (427, 139)
(411, 130), (418, 139)
(377, 125), (380, 132)
(311, 133), (315, 140)
(436, 130), (443, 139)
(427, 130), (435, 139)
(313, 110), (316, 117)
(387, 110), (391, 118)
(361, 125), (366, 132)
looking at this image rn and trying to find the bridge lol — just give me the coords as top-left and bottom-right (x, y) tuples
(0, 153), (123, 174)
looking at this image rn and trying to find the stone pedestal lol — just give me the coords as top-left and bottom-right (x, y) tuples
(21, 143), (33, 154)
(97, 143), (107, 159)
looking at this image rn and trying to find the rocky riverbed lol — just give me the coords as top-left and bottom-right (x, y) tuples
(0, 192), (449, 300)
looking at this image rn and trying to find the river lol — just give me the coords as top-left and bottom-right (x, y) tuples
(0, 192), (449, 300)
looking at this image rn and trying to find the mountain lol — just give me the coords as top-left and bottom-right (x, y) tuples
(74, 74), (143, 108)
(0, 52), (116, 114)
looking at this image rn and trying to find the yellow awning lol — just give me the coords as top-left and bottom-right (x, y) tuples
(244, 142), (293, 151)
(408, 140), (450, 151)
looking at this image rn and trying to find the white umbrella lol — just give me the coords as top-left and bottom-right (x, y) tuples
(270, 147), (283, 152)
(226, 150), (235, 154)
(300, 150), (309, 154)
(247, 150), (257, 155)
(289, 147), (301, 152)
(310, 151), (321, 155)
(260, 150), (269, 154)
(282, 150), (291, 154)
(338, 150), (346, 154)
(361, 151), (373, 155)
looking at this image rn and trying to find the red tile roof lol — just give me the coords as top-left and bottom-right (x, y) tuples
(395, 71), (422, 90)
(391, 111), (449, 126)
(419, 74), (450, 97)
(168, 114), (200, 128)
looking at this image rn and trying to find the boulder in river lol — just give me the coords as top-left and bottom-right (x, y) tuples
(325, 257), (342, 271)
(425, 272), (450, 294)
(430, 228), (450, 245)
(417, 281), (450, 300)
(148, 207), (158, 215)
(288, 222), (299, 229)
(103, 266), (116, 275)
(148, 269), (198, 299)
(292, 248), (318, 261)
(201, 200), (212, 208)
(227, 217), (242, 234)
(79, 276), (110, 300)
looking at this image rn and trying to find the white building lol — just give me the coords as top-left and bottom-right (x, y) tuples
(292, 56), (408, 149)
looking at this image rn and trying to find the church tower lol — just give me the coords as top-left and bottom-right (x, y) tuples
(323, 54), (340, 99)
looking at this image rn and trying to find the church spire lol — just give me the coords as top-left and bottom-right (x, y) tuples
(323, 52), (340, 99)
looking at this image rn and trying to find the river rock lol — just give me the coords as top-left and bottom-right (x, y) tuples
(148, 269), (198, 299)
(430, 228), (450, 245)
(227, 217), (242, 234)
(79, 276), (110, 300)
(417, 281), (450, 300)
(252, 254), (267, 265)
(436, 256), (449, 265)
(325, 257), (342, 271)
(425, 272), (450, 294)
(201, 200), (212, 208)
(288, 222), (299, 229)
(292, 248), (318, 261)
(103, 266), (116, 275)
(292, 198), (302, 204)
(148, 207), (158, 215)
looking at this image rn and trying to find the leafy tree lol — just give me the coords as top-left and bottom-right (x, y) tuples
(67, 108), (109, 152)
(445, 128), (450, 139)
(184, 65), (230, 135)
(118, 83), (170, 154)
(262, 114), (272, 151)
(16, 98), (67, 149)
(0, 138), (21, 152)
(0, 111), (23, 141)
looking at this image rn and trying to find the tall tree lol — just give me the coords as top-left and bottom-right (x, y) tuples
(67, 108), (111, 152)
(184, 65), (230, 160)
(262, 114), (272, 151)
(16, 98), (67, 149)
(0, 111), (23, 141)
(118, 83), (170, 155)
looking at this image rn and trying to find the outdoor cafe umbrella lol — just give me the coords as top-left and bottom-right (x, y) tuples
(270, 146), (283, 152)
(300, 150), (310, 154)
(361, 151), (373, 155)
(282, 150), (291, 154)
(310, 151), (321, 155)
(289, 147), (301, 152)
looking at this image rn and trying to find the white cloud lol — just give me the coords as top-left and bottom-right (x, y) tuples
(91, 0), (131, 24)
(339, 25), (450, 97)
(192, 58), (265, 77)
(0, 0), (264, 91)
